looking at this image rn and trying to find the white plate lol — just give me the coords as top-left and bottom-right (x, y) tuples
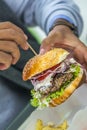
(18, 84), (87, 130)
(68, 106), (87, 130)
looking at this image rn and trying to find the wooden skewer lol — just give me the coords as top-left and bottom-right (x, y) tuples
(27, 43), (37, 56)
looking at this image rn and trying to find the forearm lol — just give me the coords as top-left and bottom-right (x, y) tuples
(34, 0), (83, 36)
(3, 0), (28, 16)
(4, 0), (83, 36)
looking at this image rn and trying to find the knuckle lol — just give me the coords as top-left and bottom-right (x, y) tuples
(0, 51), (12, 64)
(9, 28), (16, 36)
(5, 22), (24, 34)
(10, 43), (20, 58)
(8, 41), (20, 52)
(17, 27), (24, 33)
(8, 41), (20, 56)
(8, 29), (24, 41)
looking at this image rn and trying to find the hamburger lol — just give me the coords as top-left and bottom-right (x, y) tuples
(23, 48), (84, 109)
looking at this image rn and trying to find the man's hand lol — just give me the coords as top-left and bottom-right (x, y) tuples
(40, 25), (87, 70)
(0, 22), (29, 70)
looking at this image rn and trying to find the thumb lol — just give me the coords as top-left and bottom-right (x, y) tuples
(39, 40), (52, 55)
(39, 46), (52, 55)
(39, 48), (45, 55)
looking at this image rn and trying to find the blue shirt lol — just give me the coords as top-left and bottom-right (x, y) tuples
(4, 0), (83, 36)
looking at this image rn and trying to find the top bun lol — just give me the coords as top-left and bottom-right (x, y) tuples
(22, 48), (69, 81)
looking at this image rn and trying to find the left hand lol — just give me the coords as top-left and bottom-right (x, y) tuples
(39, 25), (87, 70)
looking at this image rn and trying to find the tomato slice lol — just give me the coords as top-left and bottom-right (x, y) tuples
(36, 63), (61, 81)
(37, 71), (50, 81)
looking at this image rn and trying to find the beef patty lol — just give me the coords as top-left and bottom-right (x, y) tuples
(39, 71), (73, 95)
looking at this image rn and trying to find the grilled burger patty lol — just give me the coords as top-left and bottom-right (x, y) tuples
(39, 69), (73, 95)
(52, 72), (73, 92)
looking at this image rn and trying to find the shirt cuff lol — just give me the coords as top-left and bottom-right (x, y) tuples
(48, 14), (74, 33)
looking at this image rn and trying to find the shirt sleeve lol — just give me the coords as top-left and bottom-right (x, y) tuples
(33, 0), (83, 36)
(4, 0), (83, 36)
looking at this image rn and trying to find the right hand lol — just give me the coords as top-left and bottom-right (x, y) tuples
(0, 22), (29, 70)
(40, 25), (87, 70)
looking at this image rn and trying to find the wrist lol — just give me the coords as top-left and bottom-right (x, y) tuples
(49, 24), (81, 48)
(51, 25), (75, 39)
(53, 25), (72, 33)
(50, 18), (78, 37)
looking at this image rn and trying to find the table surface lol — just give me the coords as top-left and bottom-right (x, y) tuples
(0, 77), (31, 130)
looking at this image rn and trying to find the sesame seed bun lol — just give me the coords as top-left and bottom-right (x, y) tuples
(22, 48), (69, 81)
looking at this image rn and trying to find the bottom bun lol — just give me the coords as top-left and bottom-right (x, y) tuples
(49, 68), (84, 107)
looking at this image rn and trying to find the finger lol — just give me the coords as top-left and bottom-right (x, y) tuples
(82, 63), (87, 70)
(40, 38), (74, 55)
(0, 41), (20, 64)
(52, 43), (74, 52)
(0, 29), (29, 50)
(0, 21), (28, 39)
(73, 47), (84, 64)
(84, 52), (87, 64)
(81, 49), (87, 70)
(40, 32), (60, 54)
(40, 38), (52, 54)
(0, 51), (12, 70)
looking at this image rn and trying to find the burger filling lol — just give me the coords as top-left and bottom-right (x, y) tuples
(30, 58), (81, 108)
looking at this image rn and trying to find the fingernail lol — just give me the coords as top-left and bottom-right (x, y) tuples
(39, 48), (45, 54)
(24, 46), (28, 50)
(24, 42), (29, 50)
